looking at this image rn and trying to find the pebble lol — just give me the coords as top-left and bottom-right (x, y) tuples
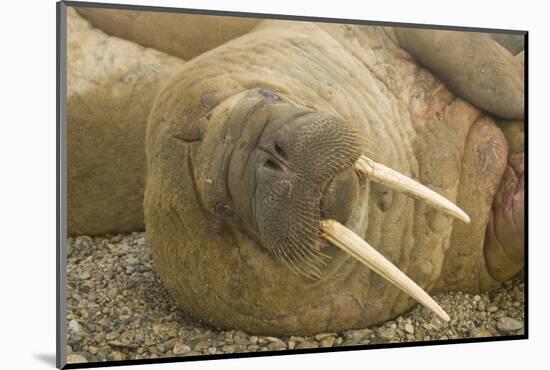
(315, 332), (336, 341)
(67, 354), (88, 364)
(496, 317), (524, 333)
(469, 327), (492, 338)
(65, 232), (525, 362)
(222, 345), (236, 353)
(376, 327), (395, 340)
(295, 341), (319, 349)
(68, 319), (81, 334)
(267, 339), (287, 350)
(343, 329), (369, 341)
(111, 351), (125, 361)
(320, 337), (335, 347)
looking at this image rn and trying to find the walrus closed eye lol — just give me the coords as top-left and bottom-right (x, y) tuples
(190, 88), (468, 322)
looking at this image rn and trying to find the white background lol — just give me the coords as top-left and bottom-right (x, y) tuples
(0, 0), (546, 368)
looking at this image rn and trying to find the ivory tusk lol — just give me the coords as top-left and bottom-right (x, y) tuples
(354, 155), (470, 223)
(320, 219), (451, 322)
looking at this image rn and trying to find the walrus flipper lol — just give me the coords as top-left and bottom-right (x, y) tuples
(394, 28), (524, 121)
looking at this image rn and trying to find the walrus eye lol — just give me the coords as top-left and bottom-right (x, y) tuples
(258, 88), (282, 101)
(274, 143), (286, 159)
(263, 158), (283, 171)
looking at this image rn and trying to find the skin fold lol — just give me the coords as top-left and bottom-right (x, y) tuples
(143, 20), (524, 334)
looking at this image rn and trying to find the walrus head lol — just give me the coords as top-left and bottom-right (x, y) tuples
(194, 88), (363, 279)
(146, 86), (470, 331)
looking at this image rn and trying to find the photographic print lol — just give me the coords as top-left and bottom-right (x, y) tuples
(58, 1), (526, 367)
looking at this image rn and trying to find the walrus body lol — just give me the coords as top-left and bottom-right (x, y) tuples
(67, 8), (185, 234)
(144, 20), (524, 334)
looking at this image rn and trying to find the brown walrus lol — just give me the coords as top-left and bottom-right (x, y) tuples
(143, 19), (524, 334)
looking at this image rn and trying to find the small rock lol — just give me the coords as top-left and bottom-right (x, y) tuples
(234, 330), (249, 339)
(404, 323), (414, 334)
(88, 346), (98, 355)
(267, 339), (287, 350)
(469, 327), (492, 338)
(68, 319), (81, 334)
(486, 305), (498, 313)
(126, 255), (139, 265)
(67, 354), (87, 364)
(249, 336), (258, 345)
(211, 338), (224, 347)
(222, 345), (235, 353)
(320, 337), (335, 347)
(136, 238), (147, 246)
(369, 337), (388, 345)
(207, 347), (217, 354)
(315, 332), (336, 341)
(496, 317), (523, 333)
(266, 336), (284, 344)
(79, 272), (91, 280)
(111, 351), (125, 361)
(173, 342), (191, 355)
(106, 332), (119, 341)
(376, 327), (395, 340)
(342, 329), (368, 341)
(342, 339), (360, 346)
(295, 341), (319, 349)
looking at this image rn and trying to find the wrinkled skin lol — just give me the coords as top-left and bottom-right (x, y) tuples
(67, 8), (185, 235)
(144, 20), (525, 334)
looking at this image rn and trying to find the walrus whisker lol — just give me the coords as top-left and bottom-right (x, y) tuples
(320, 219), (451, 322)
(277, 242), (319, 280)
(354, 155), (470, 223)
(286, 241), (322, 279)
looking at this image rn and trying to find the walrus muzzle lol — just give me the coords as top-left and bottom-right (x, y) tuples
(218, 89), (470, 322)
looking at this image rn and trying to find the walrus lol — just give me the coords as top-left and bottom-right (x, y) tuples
(67, 7), (524, 237)
(142, 19), (525, 335)
(75, 7), (261, 61)
(67, 8), (186, 234)
(67, 8), (266, 235)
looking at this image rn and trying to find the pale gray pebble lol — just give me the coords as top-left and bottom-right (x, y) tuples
(68, 319), (81, 334)
(343, 329), (370, 341)
(496, 317), (524, 333)
(66, 232), (525, 363)
(376, 327), (395, 340)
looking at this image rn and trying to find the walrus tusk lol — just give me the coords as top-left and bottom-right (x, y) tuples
(320, 219), (451, 322)
(354, 155), (470, 223)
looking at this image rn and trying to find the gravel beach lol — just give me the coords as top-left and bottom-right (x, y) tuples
(66, 232), (525, 364)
